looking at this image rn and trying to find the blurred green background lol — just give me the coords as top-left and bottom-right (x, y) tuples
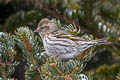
(0, 0), (120, 80)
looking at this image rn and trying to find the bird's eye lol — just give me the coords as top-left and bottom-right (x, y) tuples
(40, 26), (48, 29)
(40, 27), (44, 29)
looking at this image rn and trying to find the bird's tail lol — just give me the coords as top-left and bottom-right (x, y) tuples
(96, 37), (110, 45)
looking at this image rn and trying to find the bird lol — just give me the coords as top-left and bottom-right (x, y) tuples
(34, 18), (109, 59)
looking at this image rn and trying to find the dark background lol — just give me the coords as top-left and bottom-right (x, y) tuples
(0, 0), (120, 80)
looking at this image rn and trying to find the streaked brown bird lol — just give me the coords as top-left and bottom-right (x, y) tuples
(34, 18), (109, 59)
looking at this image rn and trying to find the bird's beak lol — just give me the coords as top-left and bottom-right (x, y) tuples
(34, 28), (39, 32)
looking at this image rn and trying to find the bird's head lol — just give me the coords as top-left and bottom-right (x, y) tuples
(34, 18), (58, 38)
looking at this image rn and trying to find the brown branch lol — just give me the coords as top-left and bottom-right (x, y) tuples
(0, 59), (7, 80)
(1, 63), (7, 80)
(50, 62), (79, 80)
(41, 7), (72, 24)
(85, 0), (93, 27)
(22, 35), (32, 52)
(50, 62), (64, 76)
(69, 67), (79, 77)
(37, 0), (72, 24)
(22, 35), (41, 79)
(62, 75), (72, 80)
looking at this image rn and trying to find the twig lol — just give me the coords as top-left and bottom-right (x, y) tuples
(0, 59), (7, 80)
(41, 7), (72, 24)
(37, 0), (72, 24)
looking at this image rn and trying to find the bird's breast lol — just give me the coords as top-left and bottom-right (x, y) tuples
(42, 36), (79, 58)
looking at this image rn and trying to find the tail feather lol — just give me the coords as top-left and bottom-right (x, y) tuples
(77, 37), (110, 53)
(97, 37), (110, 44)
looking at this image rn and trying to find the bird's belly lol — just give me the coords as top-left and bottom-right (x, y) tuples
(43, 37), (79, 59)
(44, 43), (79, 59)
(44, 44), (66, 57)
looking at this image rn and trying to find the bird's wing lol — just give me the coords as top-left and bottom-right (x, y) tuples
(54, 32), (85, 41)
